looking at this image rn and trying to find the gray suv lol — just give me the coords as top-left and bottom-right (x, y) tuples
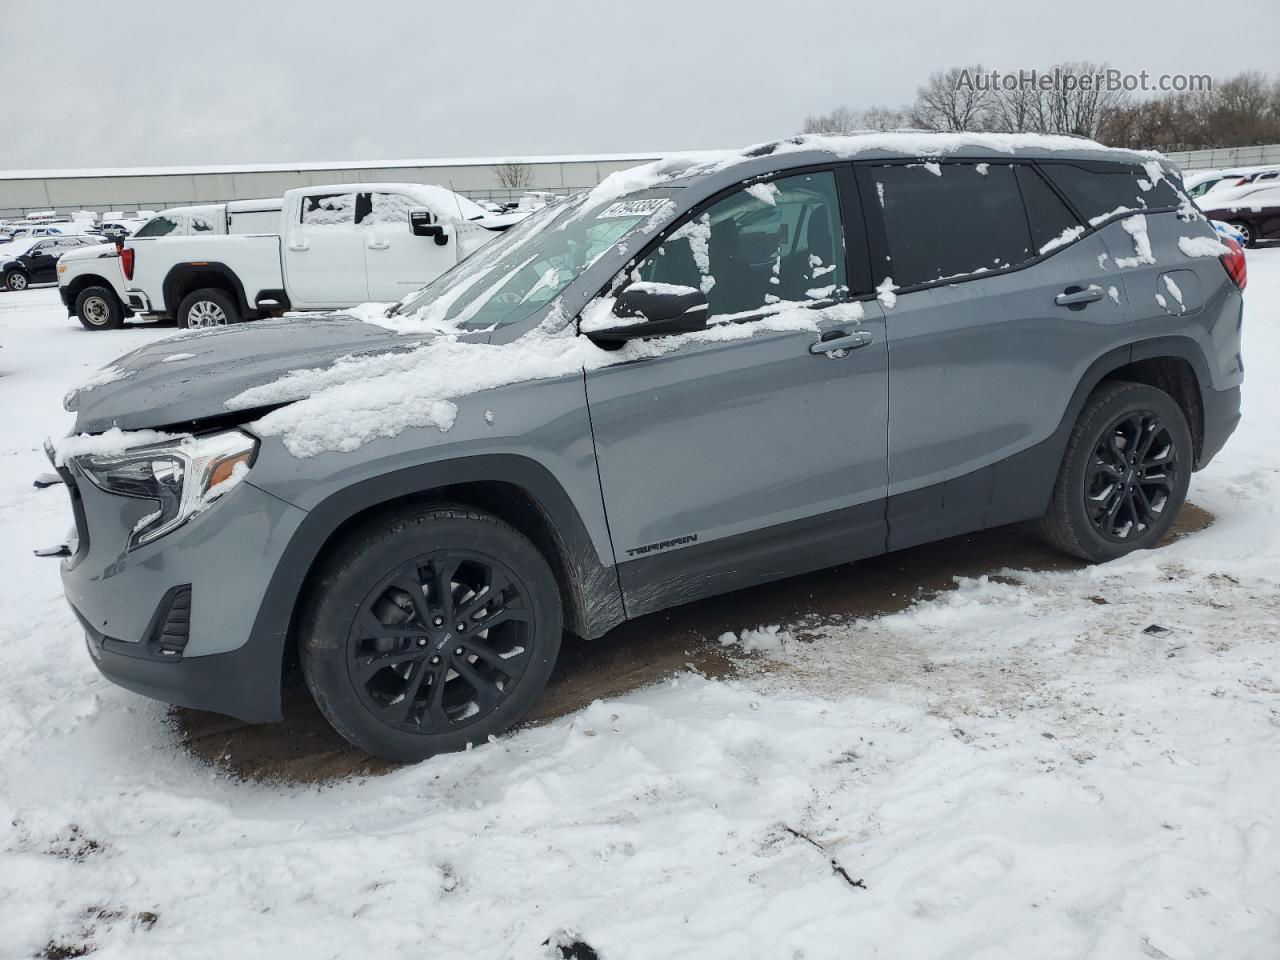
(51, 135), (1245, 762)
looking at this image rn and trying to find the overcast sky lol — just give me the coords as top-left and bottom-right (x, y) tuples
(2, 0), (1277, 172)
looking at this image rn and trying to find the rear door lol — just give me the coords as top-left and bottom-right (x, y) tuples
(584, 166), (890, 616)
(360, 191), (458, 301)
(285, 191), (369, 307)
(858, 159), (1130, 549)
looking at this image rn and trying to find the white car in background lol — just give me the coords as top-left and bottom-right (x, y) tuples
(57, 199), (283, 330)
(120, 182), (522, 328)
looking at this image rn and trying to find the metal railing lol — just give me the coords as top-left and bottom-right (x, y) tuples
(1164, 144), (1280, 171)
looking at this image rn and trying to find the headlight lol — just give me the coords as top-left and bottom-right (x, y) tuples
(76, 430), (257, 548)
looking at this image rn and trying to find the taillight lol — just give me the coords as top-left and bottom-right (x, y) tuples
(1220, 234), (1247, 291)
(120, 246), (134, 281)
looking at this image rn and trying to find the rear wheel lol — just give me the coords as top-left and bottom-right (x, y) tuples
(301, 506), (562, 762)
(1228, 221), (1255, 248)
(4, 269), (28, 292)
(1039, 380), (1192, 563)
(75, 285), (125, 330)
(177, 287), (239, 329)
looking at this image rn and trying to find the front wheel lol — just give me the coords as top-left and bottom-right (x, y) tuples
(75, 285), (126, 330)
(4, 270), (28, 292)
(301, 506), (563, 762)
(1039, 380), (1192, 563)
(177, 287), (240, 329)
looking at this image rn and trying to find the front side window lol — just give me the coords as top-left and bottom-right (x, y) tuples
(300, 193), (357, 226)
(636, 170), (848, 318)
(873, 162), (1031, 286)
(359, 192), (418, 227)
(132, 215), (179, 238)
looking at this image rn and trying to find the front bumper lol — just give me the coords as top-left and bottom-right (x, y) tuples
(55, 456), (308, 723)
(58, 285), (72, 312)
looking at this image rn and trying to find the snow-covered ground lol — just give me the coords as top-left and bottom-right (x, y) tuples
(0, 256), (1277, 957)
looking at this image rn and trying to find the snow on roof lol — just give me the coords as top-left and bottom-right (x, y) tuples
(0, 152), (670, 181)
(584, 132), (1165, 207)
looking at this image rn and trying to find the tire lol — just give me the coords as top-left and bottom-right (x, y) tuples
(1039, 380), (1192, 563)
(74, 285), (125, 330)
(301, 506), (563, 762)
(4, 270), (29, 292)
(177, 287), (239, 329)
(1228, 221), (1255, 248)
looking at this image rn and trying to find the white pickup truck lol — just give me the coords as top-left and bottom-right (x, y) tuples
(120, 183), (513, 329)
(57, 199), (284, 329)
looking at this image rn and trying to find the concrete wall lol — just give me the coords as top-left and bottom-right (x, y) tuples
(1165, 143), (1280, 171)
(0, 155), (664, 217)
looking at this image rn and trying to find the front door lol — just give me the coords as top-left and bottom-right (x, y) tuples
(584, 167), (890, 617)
(360, 191), (459, 302)
(285, 191), (369, 308)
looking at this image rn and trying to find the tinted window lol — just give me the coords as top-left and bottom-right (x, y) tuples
(1016, 165), (1083, 253)
(300, 193), (356, 226)
(1039, 162), (1182, 224)
(873, 162), (1031, 286)
(638, 170), (848, 318)
(133, 215), (179, 238)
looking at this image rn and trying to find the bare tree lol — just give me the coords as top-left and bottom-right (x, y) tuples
(910, 65), (992, 131)
(801, 106), (861, 134)
(495, 162), (533, 190)
(1033, 61), (1129, 137)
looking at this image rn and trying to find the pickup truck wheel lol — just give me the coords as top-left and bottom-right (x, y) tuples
(4, 269), (29, 292)
(301, 506), (562, 763)
(1039, 380), (1191, 563)
(75, 285), (125, 330)
(177, 287), (239, 329)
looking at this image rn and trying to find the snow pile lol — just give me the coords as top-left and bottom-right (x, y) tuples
(1114, 214), (1156, 268)
(1039, 224), (1085, 255)
(717, 625), (792, 655)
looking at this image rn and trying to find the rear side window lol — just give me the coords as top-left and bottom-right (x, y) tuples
(872, 162), (1031, 286)
(1039, 162), (1182, 224)
(1015, 166), (1083, 253)
(133, 215), (179, 238)
(300, 193), (357, 226)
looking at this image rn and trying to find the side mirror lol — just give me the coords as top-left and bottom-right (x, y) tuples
(409, 208), (449, 245)
(585, 281), (710, 344)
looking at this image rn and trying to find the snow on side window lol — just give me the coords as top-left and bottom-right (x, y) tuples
(636, 171), (848, 319)
(360, 193), (419, 227)
(300, 193), (357, 227)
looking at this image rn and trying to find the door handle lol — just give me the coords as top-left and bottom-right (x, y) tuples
(367, 239), (390, 250)
(1055, 285), (1104, 308)
(287, 238), (309, 252)
(810, 329), (873, 356)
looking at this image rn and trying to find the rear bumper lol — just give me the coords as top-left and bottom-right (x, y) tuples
(1198, 384), (1241, 469)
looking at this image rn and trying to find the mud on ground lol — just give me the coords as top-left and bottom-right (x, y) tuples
(175, 503), (1212, 783)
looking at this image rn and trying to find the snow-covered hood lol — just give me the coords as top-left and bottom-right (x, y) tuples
(63, 315), (441, 434)
(59, 242), (119, 263)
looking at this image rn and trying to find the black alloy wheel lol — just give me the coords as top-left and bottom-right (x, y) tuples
(1085, 410), (1180, 542)
(348, 551), (534, 734)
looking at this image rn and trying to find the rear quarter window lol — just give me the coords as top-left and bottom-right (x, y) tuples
(1039, 161), (1182, 224)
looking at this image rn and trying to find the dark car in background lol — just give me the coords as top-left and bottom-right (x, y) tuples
(2, 235), (103, 291)
(1201, 184), (1280, 247)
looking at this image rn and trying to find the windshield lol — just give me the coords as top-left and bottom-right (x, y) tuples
(392, 193), (672, 332)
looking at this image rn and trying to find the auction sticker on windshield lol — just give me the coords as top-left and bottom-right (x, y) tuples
(597, 199), (669, 218)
